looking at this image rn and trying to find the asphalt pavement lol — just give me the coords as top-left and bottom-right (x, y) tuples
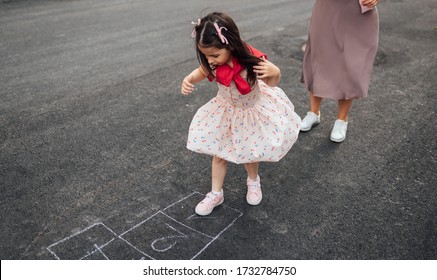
(1, 0), (436, 260)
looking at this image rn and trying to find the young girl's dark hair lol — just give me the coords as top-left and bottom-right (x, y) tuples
(192, 12), (262, 88)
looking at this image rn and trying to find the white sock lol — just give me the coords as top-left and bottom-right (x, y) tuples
(248, 175), (259, 181)
(211, 190), (223, 195)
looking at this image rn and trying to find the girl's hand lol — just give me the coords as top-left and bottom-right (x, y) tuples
(361, 0), (379, 8)
(253, 58), (279, 79)
(181, 75), (195, 95)
(253, 58), (281, 87)
(181, 67), (207, 95)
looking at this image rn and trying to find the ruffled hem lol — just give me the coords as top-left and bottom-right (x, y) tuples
(187, 84), (301, 164)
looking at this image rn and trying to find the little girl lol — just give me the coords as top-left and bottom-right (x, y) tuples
(181, 12), (301, 216)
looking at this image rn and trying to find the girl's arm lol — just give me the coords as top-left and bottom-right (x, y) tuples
(181, 66), (208, 95)
(253, 58), (281, 87)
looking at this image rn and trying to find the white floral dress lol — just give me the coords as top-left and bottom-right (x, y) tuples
(187, 73), (301, 164)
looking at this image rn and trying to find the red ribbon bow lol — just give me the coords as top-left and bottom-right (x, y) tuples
(211, 45), (267, 95)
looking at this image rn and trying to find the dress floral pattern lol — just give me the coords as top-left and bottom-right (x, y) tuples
(187, 75), (301, 164)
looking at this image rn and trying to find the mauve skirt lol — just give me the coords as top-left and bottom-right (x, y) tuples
(302, 0), (379, 100)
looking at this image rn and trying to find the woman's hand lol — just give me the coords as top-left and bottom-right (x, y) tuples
(253, 58), (281, 87)
(361, 0), (379, 8)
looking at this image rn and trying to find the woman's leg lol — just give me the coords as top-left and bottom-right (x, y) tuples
(310, 92), (323, 114)
(301, 92), (323, 131)
(337, 99), (353, 121)
(212, 156), (227, 192)
(330, 99), (353, 142)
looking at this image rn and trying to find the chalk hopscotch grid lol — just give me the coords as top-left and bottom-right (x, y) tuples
(47, 191), (243, 260)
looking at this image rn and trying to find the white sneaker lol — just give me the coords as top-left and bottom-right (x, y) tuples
(330, 119), (348, 142)
(300, 111), (320, 131)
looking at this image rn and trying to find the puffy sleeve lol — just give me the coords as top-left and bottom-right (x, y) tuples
(206, 70), (216, 82)
(198, 65), (215, 82)
(246, 44), (268, 60)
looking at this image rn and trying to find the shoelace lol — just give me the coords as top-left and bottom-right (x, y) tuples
(247, 183), (260, 192)
(203, 193), (220, 205)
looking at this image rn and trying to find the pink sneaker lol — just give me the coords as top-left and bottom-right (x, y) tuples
(246, 175), (262, 205)
(195, 191), (224, 216)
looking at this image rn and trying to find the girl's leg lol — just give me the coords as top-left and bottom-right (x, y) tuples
(244, 162), (259, 180)
(337, 99), (353, 121)
(195, 156), (227, 216)
(244, 162), (262, 205)
(212, 156), (227, 192)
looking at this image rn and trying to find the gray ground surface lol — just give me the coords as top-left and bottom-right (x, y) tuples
(1, 0), (436, 260)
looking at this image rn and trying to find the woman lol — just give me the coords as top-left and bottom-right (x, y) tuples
(301, 0), (380, 142)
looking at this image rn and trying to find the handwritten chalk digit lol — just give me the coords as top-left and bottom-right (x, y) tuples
(151, 223), (187, 252)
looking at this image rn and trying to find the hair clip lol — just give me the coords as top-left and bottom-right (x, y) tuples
(213, 22), (229, 45)
(191, 19), (201, 38)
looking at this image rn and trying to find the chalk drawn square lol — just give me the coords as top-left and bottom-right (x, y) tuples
(162, 192), (243, 237)
(119, 212), (212, 260)
(82, 238), (152, 260)
(81, 248), (109, 260)
(47, 192), (243, 260)
(47, 223), (117, 260)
